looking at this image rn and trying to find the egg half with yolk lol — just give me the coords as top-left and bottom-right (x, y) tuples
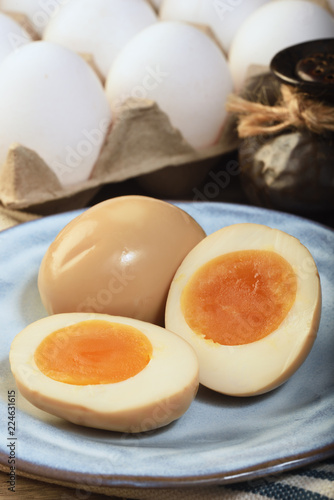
(165, 223), (321, 397)
(9, 313), (199, 432)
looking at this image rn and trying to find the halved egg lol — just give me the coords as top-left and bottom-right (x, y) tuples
(165, 223), (321, 397)
(9, 313), (199, 432)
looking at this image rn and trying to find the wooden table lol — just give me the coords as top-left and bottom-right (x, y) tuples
(0, 470), (117, 499)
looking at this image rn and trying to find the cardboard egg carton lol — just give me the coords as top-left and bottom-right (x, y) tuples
(0, 98), (239, 214)
(0, 10), (241, 215)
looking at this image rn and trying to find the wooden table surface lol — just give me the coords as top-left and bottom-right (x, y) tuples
(0, 470), (123, 499)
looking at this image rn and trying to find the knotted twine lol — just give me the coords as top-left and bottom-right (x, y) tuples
(226, 84), (334, 138)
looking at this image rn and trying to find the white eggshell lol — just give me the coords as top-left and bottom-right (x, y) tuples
(160, 0), (271, 53)
(106, 21), (233, 150)
(0, 41), (112, 187)
(0, 0), (69, 36)
(43, 0), (157, 79)
(9, 313), (199, 432)
(229, 0), (334, 90)
(0, 12), (32, 64)
(165, 223), (321, 397)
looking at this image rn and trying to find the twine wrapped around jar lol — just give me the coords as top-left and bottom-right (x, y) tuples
(226, 84), (334, 138)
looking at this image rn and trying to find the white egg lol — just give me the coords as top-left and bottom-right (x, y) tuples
(106, 21), (233, 150)
(160, 0), (271, 53)
(0, 41), (112, 187)
(0, 0), (69, 36)
(165, 223), (321, 397)
(0, 12), (32, 64)
(229, 0), (334, 90)
(43, 0), (157, 79)
(9, 313), (199, 432)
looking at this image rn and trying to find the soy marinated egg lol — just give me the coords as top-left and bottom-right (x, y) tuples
(38, 196), (206, 326)
(166, 223), (321, 397)
(9, 313), (199, 432)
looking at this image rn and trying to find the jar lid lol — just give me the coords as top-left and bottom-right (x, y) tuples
(270, 38), (334, 103)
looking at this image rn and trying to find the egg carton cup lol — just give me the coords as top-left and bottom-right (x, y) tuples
(4, 11), (40, 40)
(0, 97), (239, 215)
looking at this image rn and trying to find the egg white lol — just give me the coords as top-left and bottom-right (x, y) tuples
(9, 313), (199, 432)
(165, 223), (321, 397)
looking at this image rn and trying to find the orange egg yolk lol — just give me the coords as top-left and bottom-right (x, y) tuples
(181, 250), (297, 346)
(34, 320), (153, 385)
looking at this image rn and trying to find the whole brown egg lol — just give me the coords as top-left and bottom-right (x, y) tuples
(38, 196), (206, 326)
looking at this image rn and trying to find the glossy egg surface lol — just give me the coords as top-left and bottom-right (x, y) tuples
(38, 196), (206, 325)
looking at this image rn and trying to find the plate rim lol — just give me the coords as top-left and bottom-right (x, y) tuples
(0, 444), (332, 489)
(1, 200), (334, 239)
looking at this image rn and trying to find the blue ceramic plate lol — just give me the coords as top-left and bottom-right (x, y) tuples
(0, 202), (333, 488)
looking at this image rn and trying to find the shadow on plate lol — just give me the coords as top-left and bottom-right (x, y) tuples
(196, 383), (285, 408)
(55, 415), (178, 444)
(19, 272), (47, 326)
